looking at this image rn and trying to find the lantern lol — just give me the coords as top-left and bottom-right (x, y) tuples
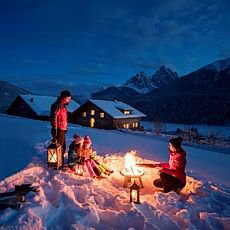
(47, 140), (63, 169)
(130, 181), (140, 204)
(75, 164), (84, 175)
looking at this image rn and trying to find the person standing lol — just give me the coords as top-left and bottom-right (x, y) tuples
(50, 90), (72, 164)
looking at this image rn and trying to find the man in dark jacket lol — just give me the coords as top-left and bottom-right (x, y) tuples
(50, 90), (72, 163)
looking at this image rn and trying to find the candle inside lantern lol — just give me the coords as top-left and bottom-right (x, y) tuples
(50, 153), (57, 163)
(75, 165), (84, 175)
(131, 190), (138, 202)
(77, 167), (82, 175)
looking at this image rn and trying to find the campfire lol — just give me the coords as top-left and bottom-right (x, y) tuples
(120, 151), (144, 188)
(122, 151), (143, 176)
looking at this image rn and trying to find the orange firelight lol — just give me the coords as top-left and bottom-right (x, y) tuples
(123, 151), (143, 176)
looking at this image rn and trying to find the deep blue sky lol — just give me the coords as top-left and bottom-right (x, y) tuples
(0, 0), (229, 95)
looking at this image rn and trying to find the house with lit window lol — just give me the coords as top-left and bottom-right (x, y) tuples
(7, 94), (80, 121)
(71, 99), (146, 130)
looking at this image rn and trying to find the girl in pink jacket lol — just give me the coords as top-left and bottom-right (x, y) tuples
(154, 137), (187, 193)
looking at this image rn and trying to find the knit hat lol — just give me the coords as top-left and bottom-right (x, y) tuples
(60, 90), (71, 98)
(73, 133), (83, 144)
(169, 137), (183, 149)
(83, 135), (91, 146)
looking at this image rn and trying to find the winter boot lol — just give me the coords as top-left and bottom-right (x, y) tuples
(153, 179), (163, 188)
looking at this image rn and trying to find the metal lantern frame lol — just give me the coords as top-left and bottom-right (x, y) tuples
(129, 181), (140, 204)
(47, 141), (63, 169)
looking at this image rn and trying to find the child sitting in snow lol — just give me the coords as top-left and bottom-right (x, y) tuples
(83, 135), (113, 176)
(82, 135), (113, 177)
(81, 135), (102, 177)
(68, 133), (84, 174)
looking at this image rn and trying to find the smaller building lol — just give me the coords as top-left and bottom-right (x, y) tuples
(7, 94), (80, 121)
(71, 99), (146, 130)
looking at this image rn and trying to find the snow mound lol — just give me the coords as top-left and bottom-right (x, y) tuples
(0, 141), (230, 229)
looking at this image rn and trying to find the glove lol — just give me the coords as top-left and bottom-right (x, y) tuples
(51, 128), (57, 138)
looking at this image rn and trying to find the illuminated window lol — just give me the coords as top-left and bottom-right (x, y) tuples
(133, 122), (138, 128)
(91, 110), (95, 115)
(90, 118), (95, 128)
(82, 112), (86, 117)
(100, 112), (104, 118)
(124, 110), (130, 115)
(123, 123), (129, 129)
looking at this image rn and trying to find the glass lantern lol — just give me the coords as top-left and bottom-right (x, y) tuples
(130, 181), (140, 204)
(47, 141), (63, 169)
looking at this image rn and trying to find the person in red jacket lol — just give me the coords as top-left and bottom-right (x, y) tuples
(50, 90), (72, 163)
(153, 137), (187, 193)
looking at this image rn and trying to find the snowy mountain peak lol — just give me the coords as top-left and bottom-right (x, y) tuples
(158, 65), (168, 72)
(153, 65), (179, 84)
(123, 66), (179, 94)
(123, 71), (154, 94)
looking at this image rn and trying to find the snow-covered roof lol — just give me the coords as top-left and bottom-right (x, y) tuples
(20, 95), (80, 116)
(89, 99), (146, 118)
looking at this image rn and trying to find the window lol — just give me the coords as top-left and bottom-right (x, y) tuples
(90, 118), (95, 128)
(91, 110), (95, 115)
(123, 123), (129, 129)
(82, 112), (86, 117)
(100, 112), (104, 118)
(124, 110), (130, 115)
(133, 122), (138, 128)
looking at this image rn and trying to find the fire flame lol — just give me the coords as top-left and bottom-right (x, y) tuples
(124, 151), (136, 171)
(124, 151), (143, 176)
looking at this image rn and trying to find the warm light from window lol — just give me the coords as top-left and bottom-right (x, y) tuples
(91, 110), (95, 115)
(124, 110), (130, 115)
(100, 112), (104, 118)
(133, 122), (138, 128)
(82, 112), (86, 117)
(124, 123), (129, 129)
(90, 118), (95, 128)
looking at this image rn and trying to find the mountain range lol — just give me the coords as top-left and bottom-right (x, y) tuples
(0, 81), (30, 113)
(123, 65), (179, 94)
(0, 58), (229, 125)
(93, 57), (230, 125)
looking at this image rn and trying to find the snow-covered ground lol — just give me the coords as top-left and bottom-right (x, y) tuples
(0, 114), (230, 229)
(141, 121), (230, 138)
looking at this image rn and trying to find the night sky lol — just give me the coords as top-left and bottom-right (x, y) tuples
(0, 0), (229, 95)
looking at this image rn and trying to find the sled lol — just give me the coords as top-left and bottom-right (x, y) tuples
(0, 184), (38, 211)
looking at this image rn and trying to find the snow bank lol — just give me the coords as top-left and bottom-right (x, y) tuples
(0, 115), (230, 229)
(0, 148), (230, 229)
